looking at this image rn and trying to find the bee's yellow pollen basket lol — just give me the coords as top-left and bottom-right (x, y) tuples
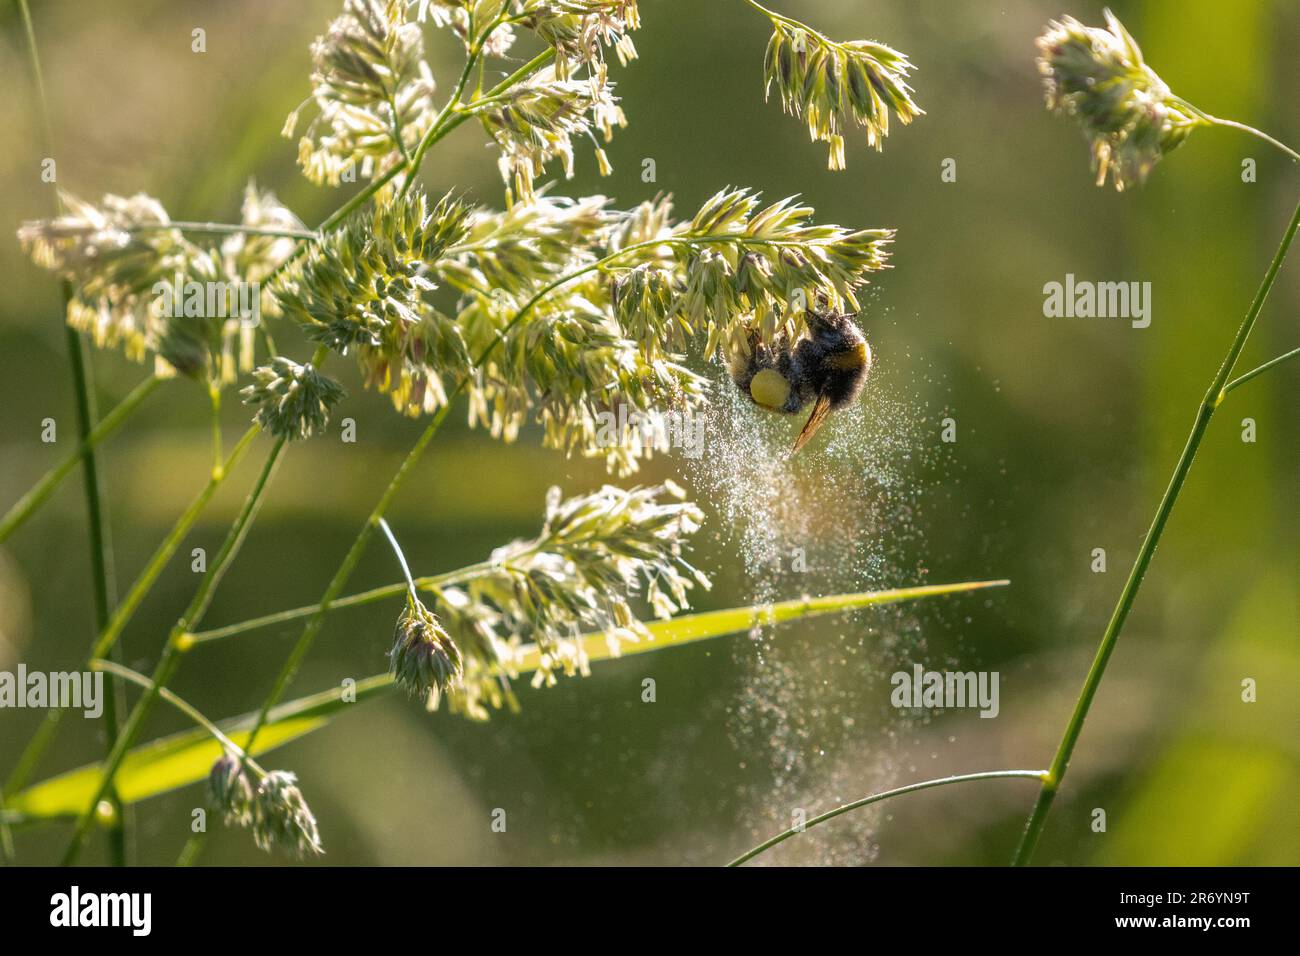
(750, 368), (790, 410)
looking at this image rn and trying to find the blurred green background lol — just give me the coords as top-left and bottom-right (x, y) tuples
(1, 0), (1297, 866)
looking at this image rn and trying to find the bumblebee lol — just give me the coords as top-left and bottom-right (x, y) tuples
(729, 311), (872, 453)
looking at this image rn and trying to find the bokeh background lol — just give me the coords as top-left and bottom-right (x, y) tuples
(1, 0), (1297, 866)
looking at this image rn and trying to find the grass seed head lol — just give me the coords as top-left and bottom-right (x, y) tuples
(253, 771), (324, 858)
(1037, 9), (1203, 191)
(763, 21), (922, 168)
(207, 750), (257, 828)
(290, 0), (437, 190)
(273, 188), (474, 416)
(390, 594), (465, 702)
(241, 357), (347, 441)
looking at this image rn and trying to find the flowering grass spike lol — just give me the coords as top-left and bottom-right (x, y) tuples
(289, 0), (438, 188)
(390, 593), (465, 703)
(756, 2), (922, 169)
(241, 357), (346, 441)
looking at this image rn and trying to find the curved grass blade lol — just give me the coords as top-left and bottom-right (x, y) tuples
(8, 580), (1007, 820)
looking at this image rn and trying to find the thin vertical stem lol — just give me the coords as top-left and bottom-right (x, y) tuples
(377, 518), (420, 599)
(65, 314), (128, 866)
(240, 408), (451, 756)
(208, 382), (224, 479)
(1013, 197), (1300, 865)
(5, 425), (259, 804)
(399, 10), (514, 198)
(0, 375), (162, 544)
(11, 0), (125, 865)
(61, 434), (288, 865)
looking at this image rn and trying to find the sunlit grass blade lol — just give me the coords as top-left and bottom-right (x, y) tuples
(514, 579), (1010, 672)
(7, 678), (393, 822)
(9, 580), (1007, 820)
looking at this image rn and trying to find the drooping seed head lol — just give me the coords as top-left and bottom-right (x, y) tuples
(763, 21), (922, 169)
(390, 594), (464, 702)
(252, 770), (324, 858)
(207, 749), (256, 828)
(1036, 9), (1204, 191)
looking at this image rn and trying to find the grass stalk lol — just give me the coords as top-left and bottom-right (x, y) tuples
(730, 770), (1048, 866)
(0, 375), (161, 544)
(400, 11), (508, 198)
(1012, 196), (1300, 865)
(1218, 345), (1300, 400)
(128, 222), (318, 240)
(1203, 116), (1300, 163)
(188, 560), (496, 644)
(60, 434), (288, 864)
(11, 0), (128, 865)
(61, 311), (127, 867)
(4, 424), (259, 805)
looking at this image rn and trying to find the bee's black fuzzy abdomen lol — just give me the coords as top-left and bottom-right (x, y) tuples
(730, 311), (870, 417)
(792, 312), (870, 409)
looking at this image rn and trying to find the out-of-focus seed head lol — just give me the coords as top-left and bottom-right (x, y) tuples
(207, 750), (256, 828)
(1037, 9), (1203, 191)
(252, 771), (324, 858)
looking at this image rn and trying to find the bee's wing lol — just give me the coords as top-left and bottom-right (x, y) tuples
(792, 393), (834, 453)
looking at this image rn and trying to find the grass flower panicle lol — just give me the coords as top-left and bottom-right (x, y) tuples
(437, 193), (615, 298)
(435, 187), (889, 472)
(241, 357), (346, 441)
(18, 186), (301, 383)
(760, 10), (921, 168)
(288, 0), (437, 189)
(207, 750), (322, 857)
(416, 0), (516, 56)
(600, 188), (894, 369)
(683, 189), (892, 342)
(456, 289), (708, 474)
(252, 771), (324, 858)
(390, 592), (465, 701)
(514, 0), (641, 79)
(207, 749), (257, 828)
(19, 191), (189, 368)
(475, 63), (625, 203)
(222, 183), (309, 295)
(1036, 9), (1203, 191)
(426, 482), (709, 718)
(273, 188), (474, 415)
